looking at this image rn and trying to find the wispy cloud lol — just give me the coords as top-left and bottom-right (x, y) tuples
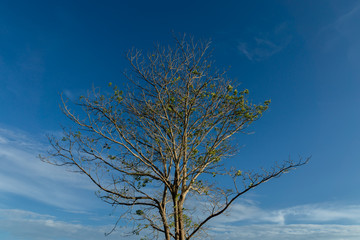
(0, 127), (98, 211)
(210, 201), (360, 225)
(238, 38), (286, 61)
(333, 3), (360, 29)
(62, 88), (92, 101)
(209, 224), (360, 240)
(2, 203), (360, 240)
(237, 23), (292, 61)
(179, 198), (360, 239)
(1, 127), (360, 240)
(207, 201), (360, 239)
(317, 1), (360, 54)
(0, 48), (45, 105)
(0, 209), (132, 240)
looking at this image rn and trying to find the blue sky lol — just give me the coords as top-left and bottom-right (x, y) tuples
(0, 0), (360, 239)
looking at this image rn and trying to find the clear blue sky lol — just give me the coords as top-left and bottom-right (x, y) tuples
(1, 0), (360, 239)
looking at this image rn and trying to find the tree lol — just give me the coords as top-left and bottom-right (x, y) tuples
(43, 36), (309, 240)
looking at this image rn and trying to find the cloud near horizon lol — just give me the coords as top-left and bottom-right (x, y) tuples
(0, 127), (98, 211)
(210, 200), (360, 225)
(1, 127), (360, 240)
(1, 202), (360, 240)
(207, 201), (360, 239)
(0, 209), (131, 240)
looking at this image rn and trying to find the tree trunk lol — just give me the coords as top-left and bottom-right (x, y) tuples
(173, 195), (180, 240)
(178, 200), (186, 240)
(160, 208), (171, 240)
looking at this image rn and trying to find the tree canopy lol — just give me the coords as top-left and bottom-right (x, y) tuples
(43, 36), (308, 240)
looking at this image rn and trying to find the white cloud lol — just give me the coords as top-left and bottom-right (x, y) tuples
(209, 224), (360, 240)
(1, 127), (360, 240)
(209, 201), (360, 226)
(0, 127), (98, 211)
(206, 201), (360, 239)
(279, 204), (360, 224)
(0, 209), (132, 240)
(2, 203), (360, 240)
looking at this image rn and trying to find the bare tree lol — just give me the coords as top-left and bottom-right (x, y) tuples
(42, 36), (308, 240)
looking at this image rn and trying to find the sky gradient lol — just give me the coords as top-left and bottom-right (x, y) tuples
(1, 0), (360, 239)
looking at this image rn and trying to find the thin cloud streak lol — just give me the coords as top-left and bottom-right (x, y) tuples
(238, 38), (288, 61)
(206, 201), (360, 239)
(0, 127), (98, 211)
(210, 201), (360, 225)
(316, 1), (360, 53)
(209, 224), (360, 240)
(334, 2), (360, 27)
(0, 209), (132, 240)
(237, 23), (292, 61)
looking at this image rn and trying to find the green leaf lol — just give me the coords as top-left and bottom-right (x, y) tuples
(191, 69), (201, 75)
(264, 99), (271, 105)
(135, 210), (144, 215)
